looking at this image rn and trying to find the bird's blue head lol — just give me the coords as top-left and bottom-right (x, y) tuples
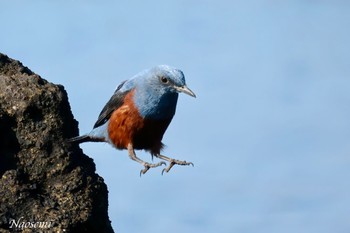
(131, 65), (196, 119)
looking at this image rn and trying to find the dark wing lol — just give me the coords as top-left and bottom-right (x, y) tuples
(93, 81), (130, 128)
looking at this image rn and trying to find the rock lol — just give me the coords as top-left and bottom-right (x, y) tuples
(0, 53), (114, 233)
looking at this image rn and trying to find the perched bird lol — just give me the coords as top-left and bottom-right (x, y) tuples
(69, 65), (196, 175)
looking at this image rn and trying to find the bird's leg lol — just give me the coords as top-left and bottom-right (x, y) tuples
(154, 154), (194, 174)
(127, 144), (165, 175)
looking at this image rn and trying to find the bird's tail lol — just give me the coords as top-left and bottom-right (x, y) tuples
(67, 135), (105, 144)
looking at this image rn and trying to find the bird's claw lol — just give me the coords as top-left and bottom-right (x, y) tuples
(139, 161), (166, 176)
(162, 160), (194, 175)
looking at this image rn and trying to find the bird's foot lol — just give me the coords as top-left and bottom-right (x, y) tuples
(140, 161), (166, 176)
(162, 159), (194, 175)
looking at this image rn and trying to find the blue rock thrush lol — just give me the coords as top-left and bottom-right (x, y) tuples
(69, 65), (196, 175)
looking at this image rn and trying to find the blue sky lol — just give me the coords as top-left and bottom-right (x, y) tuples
(1, 1), (350, 232)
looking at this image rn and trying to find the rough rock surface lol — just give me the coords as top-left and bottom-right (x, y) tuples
(0, 53), (114, 233)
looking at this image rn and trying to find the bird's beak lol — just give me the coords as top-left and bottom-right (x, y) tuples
(175, 85), (196, 98)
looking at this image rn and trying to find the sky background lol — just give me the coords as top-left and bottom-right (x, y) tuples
(1, 1), (350, 232)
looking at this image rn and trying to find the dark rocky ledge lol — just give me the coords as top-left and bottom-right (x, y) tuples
(0, 53), (114, 233)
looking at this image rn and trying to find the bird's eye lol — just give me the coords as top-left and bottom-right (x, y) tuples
(160, 77), (169, 84)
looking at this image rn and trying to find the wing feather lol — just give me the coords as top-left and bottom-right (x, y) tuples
(93, 80), (131, 128)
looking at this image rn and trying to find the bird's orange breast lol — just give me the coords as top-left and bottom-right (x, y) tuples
(108, 90), (144, 150)
(108, 90), (172, 154)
